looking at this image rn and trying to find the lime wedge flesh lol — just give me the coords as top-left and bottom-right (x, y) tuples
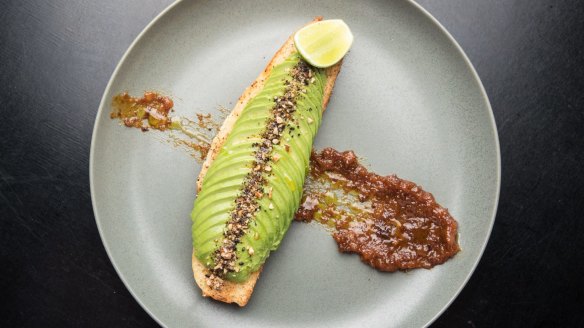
(294, 19), (353, 68)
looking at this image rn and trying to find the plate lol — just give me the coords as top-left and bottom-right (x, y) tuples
(90, 0), (500, 327)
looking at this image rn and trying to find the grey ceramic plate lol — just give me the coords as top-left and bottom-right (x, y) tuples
(90, 0), (500, 327)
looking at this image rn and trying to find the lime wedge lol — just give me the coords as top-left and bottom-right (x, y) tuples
(294, 19), (353, 68)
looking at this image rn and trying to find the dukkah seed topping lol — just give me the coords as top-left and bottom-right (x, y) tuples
(205, 60), (315, 290)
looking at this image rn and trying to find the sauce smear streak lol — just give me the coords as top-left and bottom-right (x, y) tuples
(296, 148), (460, 271)
(110, 91), (227, 162)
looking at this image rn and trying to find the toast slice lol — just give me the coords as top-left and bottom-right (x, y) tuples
(192, 16), (344, 306)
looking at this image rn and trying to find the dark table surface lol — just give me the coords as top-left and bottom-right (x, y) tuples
(1, 0), (583, 327)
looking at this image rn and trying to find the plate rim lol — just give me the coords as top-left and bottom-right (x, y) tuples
(89, 1), (501, 327)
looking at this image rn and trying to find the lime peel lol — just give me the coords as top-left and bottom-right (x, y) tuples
(294, 19), (354, 68)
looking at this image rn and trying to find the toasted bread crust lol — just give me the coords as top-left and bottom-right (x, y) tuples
(192, 16), (343, 306)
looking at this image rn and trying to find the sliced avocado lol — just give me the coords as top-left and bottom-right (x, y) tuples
(192, 53), (326, 282)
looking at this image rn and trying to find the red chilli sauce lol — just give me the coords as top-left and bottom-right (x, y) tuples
(296, 148), (460, 272)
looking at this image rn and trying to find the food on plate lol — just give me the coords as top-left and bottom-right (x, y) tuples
(190, 17), (349, 306)
(109, 16), (461, 307)
(296, 148), (460, 271)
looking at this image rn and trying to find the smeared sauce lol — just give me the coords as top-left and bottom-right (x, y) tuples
(110, 92), (227, 162)
(296, 148), (460, 271)
(111, 92), (174, 131)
